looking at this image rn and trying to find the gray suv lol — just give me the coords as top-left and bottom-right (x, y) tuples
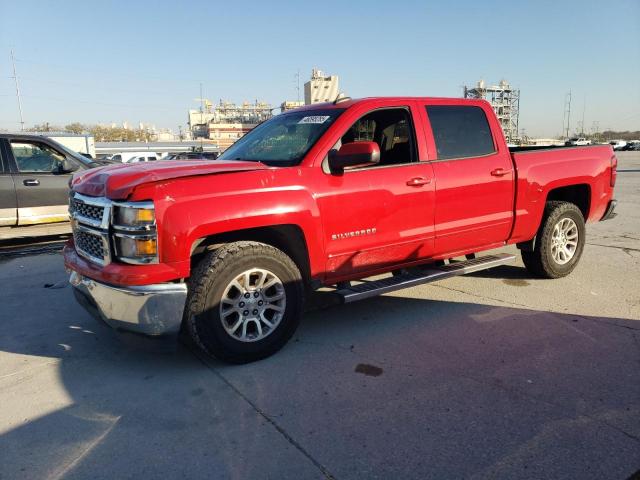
(0, 134), (104, 230)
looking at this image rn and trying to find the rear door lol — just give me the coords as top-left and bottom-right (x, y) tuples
(7, 138), (76, 225)
(0, 139), (18, 227)
(421, 102), (514, 254)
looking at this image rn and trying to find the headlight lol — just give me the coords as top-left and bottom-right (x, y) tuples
(113, 203), (155, 229)
(112, 201), (158, 264)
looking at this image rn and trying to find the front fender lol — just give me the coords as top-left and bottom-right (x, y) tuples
(145, 170), (324, 279)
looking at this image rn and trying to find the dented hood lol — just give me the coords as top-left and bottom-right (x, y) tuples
(71, 160), (268, 199)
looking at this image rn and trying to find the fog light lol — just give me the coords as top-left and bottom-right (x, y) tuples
(115, 235), (158, 263)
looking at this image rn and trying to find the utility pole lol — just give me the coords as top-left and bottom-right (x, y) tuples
(199, 82), (204, 150)
(581, 94), (586, 136)
(10, 49), (25, 131)
(563, 91), (572, 139)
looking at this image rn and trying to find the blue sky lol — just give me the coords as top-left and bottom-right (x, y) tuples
(1, 0), (638, 137)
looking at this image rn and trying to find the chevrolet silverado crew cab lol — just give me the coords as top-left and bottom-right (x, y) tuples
(64, 97), (618, 363)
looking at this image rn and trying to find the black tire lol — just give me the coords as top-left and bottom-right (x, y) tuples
(185, 241), (304, 363)
(521, 201), (586, 279)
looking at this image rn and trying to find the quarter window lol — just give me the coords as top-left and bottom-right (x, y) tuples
(426, 106), (496, 160)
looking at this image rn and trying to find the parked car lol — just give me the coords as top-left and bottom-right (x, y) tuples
(0, 134), (107, 230)
(65, 96), (617, 363)
(565, 137), (592, 146)
(109, 151), (161, 163)
(621, 140), (640, 151)
(127, 154), (159, 163)
(609, 140), (628, 151)
(163, 152), (219, 160)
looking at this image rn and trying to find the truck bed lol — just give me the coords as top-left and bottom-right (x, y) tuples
(509, 144), (604, 153)
(508, 144), (614, 244)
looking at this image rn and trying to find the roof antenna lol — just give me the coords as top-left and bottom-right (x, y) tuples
(333, 93), (351, 105)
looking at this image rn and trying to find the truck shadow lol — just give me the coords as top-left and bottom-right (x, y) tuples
(466, 264), (532, 280)
(0, 259), (639, 479)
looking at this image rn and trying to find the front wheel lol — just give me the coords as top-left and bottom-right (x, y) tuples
(521, 201), (586, 279)
(185, 241), (304, 363)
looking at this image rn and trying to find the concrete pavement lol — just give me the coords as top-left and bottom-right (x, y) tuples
(0, 153), (638, 480)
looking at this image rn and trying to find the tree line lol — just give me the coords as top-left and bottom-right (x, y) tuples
(26, 123), (155, 142)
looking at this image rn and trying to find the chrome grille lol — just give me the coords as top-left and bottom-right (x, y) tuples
(74, 229), (107, 264)
(70, 198), (104, 223)
(70, 192), (112, 265)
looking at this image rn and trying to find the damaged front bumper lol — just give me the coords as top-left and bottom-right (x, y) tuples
(69, 270), (187, 336)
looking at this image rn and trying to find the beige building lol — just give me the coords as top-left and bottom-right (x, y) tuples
(280, 100), (304, 112)
(304, 68), (339, 105)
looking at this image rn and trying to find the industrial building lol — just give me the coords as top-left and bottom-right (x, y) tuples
(188, 100), (273, 150)
(304, 69), (339, 105)
(187, 69), (340, 150)
(280, 100), (304, 112)
(463, 79), (520, 144)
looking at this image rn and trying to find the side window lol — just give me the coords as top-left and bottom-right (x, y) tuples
(112, 154), (122, 162)
(426, 105), (496, 160)
(336, 108), (417, 168)
(10, 141), (65, 173)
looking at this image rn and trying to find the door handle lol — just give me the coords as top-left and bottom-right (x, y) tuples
(23, 179), (40, 186)
(406, 177), (431, 187)
(490, 168), (511, 177)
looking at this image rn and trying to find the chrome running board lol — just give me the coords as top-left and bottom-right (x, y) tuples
(336, 253), (516, 303)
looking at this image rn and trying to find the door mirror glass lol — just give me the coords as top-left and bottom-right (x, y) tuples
(328, 141), (380, 173)
(53, 158), (78, 174)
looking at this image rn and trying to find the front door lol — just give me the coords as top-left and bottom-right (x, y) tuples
(422, 103), (514, 255)
(316, 105), (436, 279)
(7, 139), (75, 225)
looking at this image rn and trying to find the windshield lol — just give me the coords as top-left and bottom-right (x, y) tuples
(219, 109), (344, 166)
(44, 138), (100, 168)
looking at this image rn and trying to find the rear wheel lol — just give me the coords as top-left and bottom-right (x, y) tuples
(521, 201), (586, 278)
(185, 241), (304, 363)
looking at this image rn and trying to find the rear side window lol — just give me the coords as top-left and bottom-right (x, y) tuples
(426, 106), (495, 160)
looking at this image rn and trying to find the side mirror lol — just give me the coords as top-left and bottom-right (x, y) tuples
(328, 141), (380, 173)
(54, 158), (78, 174)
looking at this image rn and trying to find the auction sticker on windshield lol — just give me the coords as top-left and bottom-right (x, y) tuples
(298, 116), (330, 124)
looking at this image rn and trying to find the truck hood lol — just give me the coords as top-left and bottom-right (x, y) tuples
(71, 160), (269, 199)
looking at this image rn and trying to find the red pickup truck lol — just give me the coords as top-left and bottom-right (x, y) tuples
(64, 97), (617, 363)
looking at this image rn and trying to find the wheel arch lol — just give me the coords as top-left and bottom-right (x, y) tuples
(545, 183), (591, 220)
(517, 185), (590, 252)
(190, 224), (312, 285)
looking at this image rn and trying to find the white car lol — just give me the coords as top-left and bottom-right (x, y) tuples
(126, 154), (158, 163)
(566, 137), (592, 146)
(110, 151), (160, 163)
(609, 140), (627, 151)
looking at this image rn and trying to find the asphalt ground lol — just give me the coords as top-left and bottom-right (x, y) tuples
(1, 152), (639, 480)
